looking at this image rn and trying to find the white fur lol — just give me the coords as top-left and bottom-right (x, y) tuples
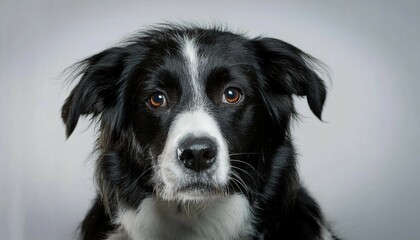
(182, 37), (203, 106)
(183, 38), (198, 82)
(110, 195), (253, 240)
(153, 109), (230, 202)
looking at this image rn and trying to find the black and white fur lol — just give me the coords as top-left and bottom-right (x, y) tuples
(62, 24), (339, 240)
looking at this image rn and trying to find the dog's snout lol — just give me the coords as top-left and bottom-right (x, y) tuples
(177, 138), (217, 172)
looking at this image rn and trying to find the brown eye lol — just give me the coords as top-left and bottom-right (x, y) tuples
(148, 92), (167, 108)
(222, 87), (242, 104)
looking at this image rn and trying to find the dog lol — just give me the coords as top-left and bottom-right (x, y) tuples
(62, 24), (339, 240)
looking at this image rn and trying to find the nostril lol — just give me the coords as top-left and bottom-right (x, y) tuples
(179, 149), (194, 161)
(179, 149), (194, 168)
(203, 148), (216, 159)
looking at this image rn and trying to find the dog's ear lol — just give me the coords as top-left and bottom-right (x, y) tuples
(62, 47), (129, 138)
(253, 37), (327, 120)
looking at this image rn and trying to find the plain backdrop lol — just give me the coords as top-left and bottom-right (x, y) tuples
(1, 0), (419, 239)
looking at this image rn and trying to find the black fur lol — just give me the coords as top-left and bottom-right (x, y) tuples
(62, 24), (339, 239)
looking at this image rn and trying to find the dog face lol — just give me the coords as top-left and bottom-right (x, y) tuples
(62, 25), (326, 206)
(127, 34), (261, 202)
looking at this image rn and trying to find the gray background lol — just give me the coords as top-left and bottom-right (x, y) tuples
(1, 0), (419, 239)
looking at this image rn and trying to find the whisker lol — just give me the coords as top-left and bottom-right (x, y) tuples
(230, 177), (248, 198)
(231, 165), (254, 179)
(229, 174), (246, 196)
(230, 171), (262, 198)
(129, 166), (153, 190)
(230, 171), (253, 198)
(230, 159), (264, 179)
(195, 200), (210, 217)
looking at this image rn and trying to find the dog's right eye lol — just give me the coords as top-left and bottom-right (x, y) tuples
(147, 92), (167, 108)
(222, 87), (242, 104)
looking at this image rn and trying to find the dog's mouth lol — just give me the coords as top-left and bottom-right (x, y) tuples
(177, 183), (226, 194)
(173, 186), (228, 202)
(157, 180), (229, 202)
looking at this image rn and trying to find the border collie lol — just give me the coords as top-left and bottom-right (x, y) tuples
(62, 24), (339, 240)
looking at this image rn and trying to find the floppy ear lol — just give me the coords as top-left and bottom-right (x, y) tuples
(62, 47), (129, 138)
(253, 37), (327, 120)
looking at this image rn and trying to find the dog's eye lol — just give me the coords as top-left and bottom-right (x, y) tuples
(148, 92), (167, 108)
(222, 87), (242, 104)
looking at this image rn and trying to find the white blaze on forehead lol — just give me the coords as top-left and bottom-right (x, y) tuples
(183, 38), (198, 68)
(181, 37), (202, 105)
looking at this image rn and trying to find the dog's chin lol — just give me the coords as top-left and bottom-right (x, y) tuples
(175, 192), (224, 203)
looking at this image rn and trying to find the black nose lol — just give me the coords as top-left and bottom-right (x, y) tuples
(177, 137), (217, 172)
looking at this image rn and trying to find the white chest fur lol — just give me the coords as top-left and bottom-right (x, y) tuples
(111, 194), (254, 240)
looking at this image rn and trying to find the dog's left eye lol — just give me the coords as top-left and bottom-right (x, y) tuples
(147, 92), (167, 108)
(222, 87), (242, 104)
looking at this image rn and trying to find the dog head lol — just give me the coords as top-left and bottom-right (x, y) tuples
(62, 25), (327, 206)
